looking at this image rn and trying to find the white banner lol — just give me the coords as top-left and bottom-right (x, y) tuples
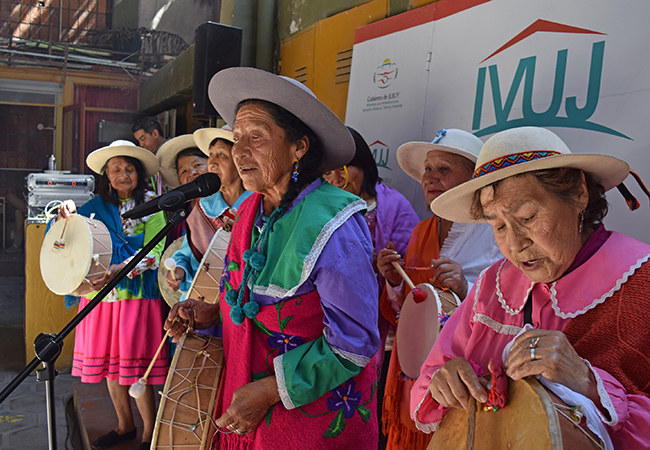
(346, 0), (650, 243)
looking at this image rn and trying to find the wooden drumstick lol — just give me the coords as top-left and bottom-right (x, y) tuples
(165, 258), (177, 281)
(391, 261), (427, 303)
(53, 217), (69, 251)
(129, 318), (178, 398)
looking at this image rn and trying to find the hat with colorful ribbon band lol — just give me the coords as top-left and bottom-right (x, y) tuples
(430, 126), (631, 224)
(397, 128), (484, 183)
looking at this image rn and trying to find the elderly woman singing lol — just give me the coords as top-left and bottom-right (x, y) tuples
(411, 127), (650, 449)
(165, 68), (380, 449)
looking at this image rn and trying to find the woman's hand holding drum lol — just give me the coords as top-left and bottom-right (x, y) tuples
(215, 376), (281, 435)
(428, 357), (488, 411)
(90, 263), (126, 290)
(164, 299), (220, 342)
(504, 329), (603, 412)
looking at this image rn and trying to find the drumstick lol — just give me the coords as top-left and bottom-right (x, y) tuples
(391, 261), (427, 303)
(164, 258), (177, 281)
(129, 318), (178, 399)
(53, 217), (69, 251)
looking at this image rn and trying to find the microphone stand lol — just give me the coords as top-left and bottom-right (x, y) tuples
(0, 207), (189, 450)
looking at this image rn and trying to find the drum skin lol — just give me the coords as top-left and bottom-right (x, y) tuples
(158, 236), (185, 307)
(186, 229), (230, 304)
(40, 215), (112, 296)
(396, 283), (440, 380)
(427, 377), (603, 450)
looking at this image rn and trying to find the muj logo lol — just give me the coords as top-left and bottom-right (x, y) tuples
(369, 140), (391, 170)
(472, 19), (630, 139)
(373, 59), (398, 89)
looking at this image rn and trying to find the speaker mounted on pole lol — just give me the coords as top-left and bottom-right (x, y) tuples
(192, 22), (243, 118)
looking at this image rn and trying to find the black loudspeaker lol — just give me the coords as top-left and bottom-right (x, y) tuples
(192, 22), (243, 118)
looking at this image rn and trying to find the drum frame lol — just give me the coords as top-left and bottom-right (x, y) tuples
(152, 333), (224, 450)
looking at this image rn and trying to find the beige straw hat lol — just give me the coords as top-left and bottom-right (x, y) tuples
(397, 129), (483, 182)
(208, 67), (354, 172)
(430, 127), (630, 223)
(156, 134), (203, 188)
(193, 125), (234, 157)
(86, 140), (159, 177)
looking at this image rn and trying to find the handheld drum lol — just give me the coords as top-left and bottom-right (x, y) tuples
(396, 283), (440, 380)
(427, 377), (604, 450)
(158, 236), (185, 307)
(40, 215), (112, 296)
(186, 228), (230, 304)
(152, 333), (224, 450)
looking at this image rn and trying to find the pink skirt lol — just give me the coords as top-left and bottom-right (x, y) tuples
(72, 297), (169, 385)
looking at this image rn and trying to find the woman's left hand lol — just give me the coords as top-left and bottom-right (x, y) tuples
(431, 257), (468, 299)
(504, 329), (598, 401)
(216, 376), (281, 435)
(91, 263), (126, 289)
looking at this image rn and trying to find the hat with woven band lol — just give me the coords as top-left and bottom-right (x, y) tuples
(207, 67), (354, 172)
(397, 128), (483, 182)
(86, 140), (159, 177)
(430, 127), (630, 223)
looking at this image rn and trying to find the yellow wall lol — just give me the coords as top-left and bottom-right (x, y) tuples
(280, 0), (388, 121)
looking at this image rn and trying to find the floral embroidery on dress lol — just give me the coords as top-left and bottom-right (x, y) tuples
(267, 332), (305, 355)
(118, 191), (160, 278)
(249, 297), (375, 436)
(220, 256), (239, 293)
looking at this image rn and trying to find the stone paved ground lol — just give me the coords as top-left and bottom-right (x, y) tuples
(0, 276), (76, 450)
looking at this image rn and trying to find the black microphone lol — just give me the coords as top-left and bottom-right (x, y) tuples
(122, 173), (221, 220)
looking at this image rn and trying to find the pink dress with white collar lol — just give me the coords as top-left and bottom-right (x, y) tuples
(411, 231), (650, 449)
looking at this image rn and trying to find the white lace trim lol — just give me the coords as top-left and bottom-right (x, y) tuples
(323, 328), (371, 367)
(496, 259), (535, 315)
(253, 199), (367, 298)
(472, 266), (488, 313)
(273, 354), (296, 410)
(582, 358), (618, 427)
(413, 381), (442, 433)
(473, 313), (522, 336)
(440, 222), (477, 260)
(549, 252), (650, 319)
(331, 346), (371, 367)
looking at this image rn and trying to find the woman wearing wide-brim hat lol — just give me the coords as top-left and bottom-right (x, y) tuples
(164, 126), (252, 304)
(411, 126), (650, 449)
(156, 134), (208, 190)
(57, 140), (168, 450)
(376, 129), (502, 449)
(164, 68), (381, 448)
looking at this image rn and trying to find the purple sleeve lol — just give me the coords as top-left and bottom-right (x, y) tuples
(375, 183), (420, 255)
(311, 211), (381, 364)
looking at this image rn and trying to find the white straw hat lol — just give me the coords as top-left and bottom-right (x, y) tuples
(397, 129), (483, 182)
(430, 127), (630, 223)
(208, 67), (354, 172)
(86, 140), (159, 177)
(156, 134), (203, 188)
(193, 125), (234, 157)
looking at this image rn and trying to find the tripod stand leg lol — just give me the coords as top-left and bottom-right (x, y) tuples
(37, 361), (58, 450)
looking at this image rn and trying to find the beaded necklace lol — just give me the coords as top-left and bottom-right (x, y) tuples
(224, 202), (286, 325)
